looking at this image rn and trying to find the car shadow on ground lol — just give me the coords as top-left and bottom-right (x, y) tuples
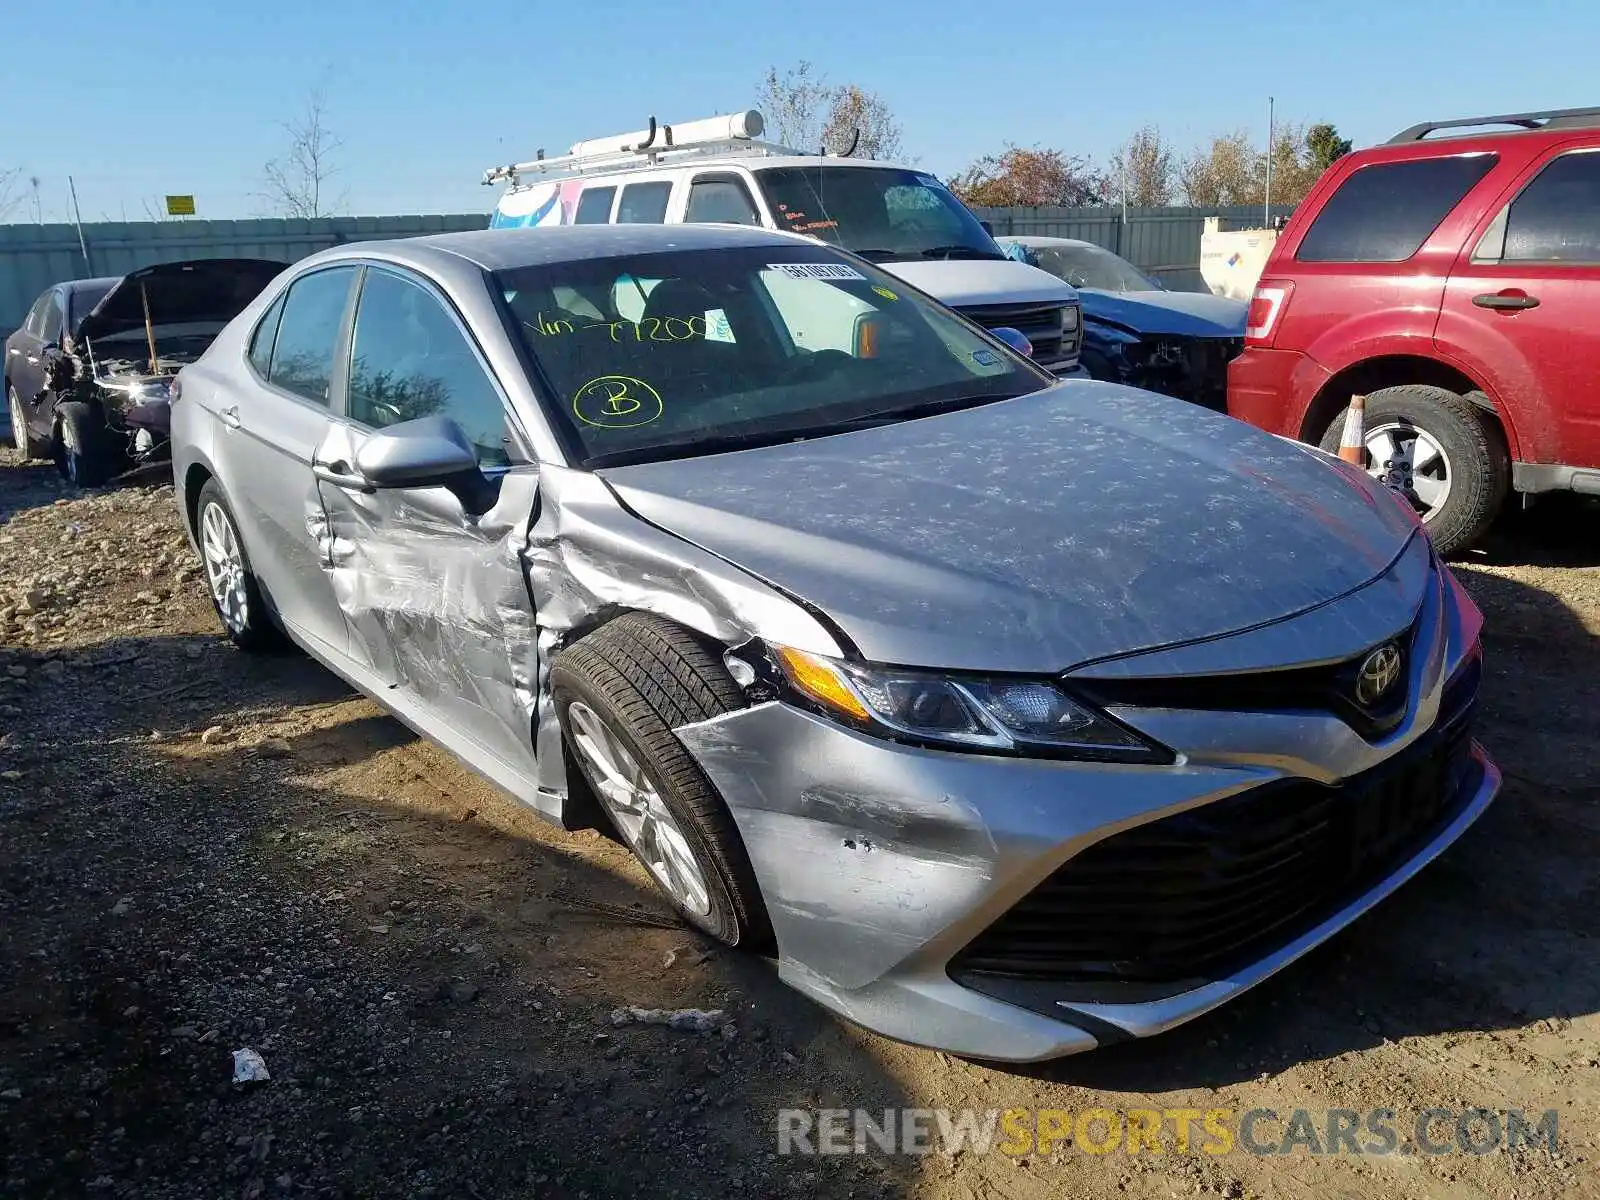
(1003, 558), (1599, 1093)
(1465, 494), (1600, 568)
(0, 456), (66, 526)
(0, 631), (915, 1199)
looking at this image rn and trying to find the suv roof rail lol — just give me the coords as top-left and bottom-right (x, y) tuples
(1387, 106), (1600, 144)
(482, 108), (835, 187)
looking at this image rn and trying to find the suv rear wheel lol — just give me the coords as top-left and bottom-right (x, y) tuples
(1318, 384), (1508, 556)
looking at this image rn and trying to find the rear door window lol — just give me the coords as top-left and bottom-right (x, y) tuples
(574, 186), (616, 225)
(267, 267), (358, 406)
(616, 181), (673, 224)
(1501, 149), (1600, 263)
(685, 176), (761, 226)
(1295, 155), (1498, 262)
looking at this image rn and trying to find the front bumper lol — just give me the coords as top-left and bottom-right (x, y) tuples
(675, 543), (1496, 1061)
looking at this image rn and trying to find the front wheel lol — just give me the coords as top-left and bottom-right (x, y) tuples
(53, 401), (122, 487)
(550, 613), (770, 947)
(1319, 384), (1508, 557)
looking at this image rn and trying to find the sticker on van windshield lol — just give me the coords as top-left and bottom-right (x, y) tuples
(767, 262), (866, 281)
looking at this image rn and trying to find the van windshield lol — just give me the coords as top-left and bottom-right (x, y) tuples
(496, 244), (1051, 468)
(754, 167), (1006, 263)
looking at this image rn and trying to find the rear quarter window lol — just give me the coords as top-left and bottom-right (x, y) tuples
(1295, 154), (1498, 263)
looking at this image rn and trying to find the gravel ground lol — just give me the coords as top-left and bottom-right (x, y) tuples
(1, 446), (1597, 1199)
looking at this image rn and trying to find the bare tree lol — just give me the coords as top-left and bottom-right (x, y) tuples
(1109, 125), (1177, 207)
(0, 168), (24, 222)
(756, 62), (906, 158)
(757, 61), (831, 152)
(258, 87), (345, 218)
(822, 84), (904, 161)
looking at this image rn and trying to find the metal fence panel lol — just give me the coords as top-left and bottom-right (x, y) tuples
(0, 214), (489, 334)
(974, 204), (1295, 292)
(2, 205), (1294, 335)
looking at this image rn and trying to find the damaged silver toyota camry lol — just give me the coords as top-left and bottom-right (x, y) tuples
(170, 224), (1497, 1062)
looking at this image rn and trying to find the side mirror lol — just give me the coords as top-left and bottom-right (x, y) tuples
(354, 415), (480, 489)
(990, 326), (1034, 358)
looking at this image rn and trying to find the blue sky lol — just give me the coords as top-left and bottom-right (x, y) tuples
(3, 0), (1594, 223)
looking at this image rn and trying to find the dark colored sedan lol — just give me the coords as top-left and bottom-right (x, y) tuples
(5, 259), (285, 484)
(1000, 236), (1248, 410)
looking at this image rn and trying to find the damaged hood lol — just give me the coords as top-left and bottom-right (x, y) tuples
(874, 258), (1077, 309)
(74, 258), (287, 343)
(603, 382), (1420, 674)
(1082, 289), (1248, 338)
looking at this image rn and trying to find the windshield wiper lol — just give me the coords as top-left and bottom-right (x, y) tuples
(919, 245), (1007, 261)
(829, 391), (1027, 429)
(843, 248), (900, 262)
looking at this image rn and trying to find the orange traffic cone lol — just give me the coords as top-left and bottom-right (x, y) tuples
(1338, 394), (1368, 467)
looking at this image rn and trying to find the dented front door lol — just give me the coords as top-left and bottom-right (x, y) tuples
(312, 264), (543, 774)
(312, 437), (542, 774)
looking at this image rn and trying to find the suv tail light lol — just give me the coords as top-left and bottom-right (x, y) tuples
(1245, 281), (1294, 347)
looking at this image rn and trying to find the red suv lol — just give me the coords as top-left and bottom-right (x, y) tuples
(1228, 106), (1600, 555)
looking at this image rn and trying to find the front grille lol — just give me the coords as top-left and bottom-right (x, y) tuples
(1076, 615), (1423, 742)
(959, 301), (1072, 368)
(950, 675), (1481, 998)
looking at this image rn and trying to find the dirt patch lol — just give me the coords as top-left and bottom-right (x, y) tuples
(1, 447), (1597, 1199)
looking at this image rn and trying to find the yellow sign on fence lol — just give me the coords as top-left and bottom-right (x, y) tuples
(164, 195), (196, 217)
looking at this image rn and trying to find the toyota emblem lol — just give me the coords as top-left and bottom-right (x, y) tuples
(1356, 645), (1403, 707)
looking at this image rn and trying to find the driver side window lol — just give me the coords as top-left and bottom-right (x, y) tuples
(346, 270), (513, 468)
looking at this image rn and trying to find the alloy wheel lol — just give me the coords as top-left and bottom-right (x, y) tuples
(565, 700), (712, 917)
(7, 390), (26, 456)
(199, 501), (250, 634)
(1364, 421), (1453, 521)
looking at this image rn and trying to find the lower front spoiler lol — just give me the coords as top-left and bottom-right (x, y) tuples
(763, 745), (1498, 1063)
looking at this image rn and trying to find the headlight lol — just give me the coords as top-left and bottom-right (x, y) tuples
(770, 646), (1169, 762)
(1061, 305), (1080, 333)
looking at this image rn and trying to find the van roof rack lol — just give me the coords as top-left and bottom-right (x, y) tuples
(482, 108), (841, 187)
(1388, 106), (1600, 144)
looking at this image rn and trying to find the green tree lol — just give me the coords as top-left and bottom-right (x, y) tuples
(1305, 123), (1354, 173)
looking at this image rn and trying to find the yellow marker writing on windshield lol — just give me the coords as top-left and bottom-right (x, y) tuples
(572, 375), (664, 429)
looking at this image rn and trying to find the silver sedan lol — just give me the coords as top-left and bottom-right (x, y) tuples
(169, 223), (1497, 1062)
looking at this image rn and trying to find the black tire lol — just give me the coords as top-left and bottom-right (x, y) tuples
(194, 478), (281, 652)
(550, 613), (770, 948)
(7, 385), (41, 460)
(53, 401), (122, 487)
(1318, 384), (1508, 557)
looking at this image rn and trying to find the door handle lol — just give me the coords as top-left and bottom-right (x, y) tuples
(1472, 291), (1540, 311)
(312, 461), (373, 492)
(219, 404), (242, 429)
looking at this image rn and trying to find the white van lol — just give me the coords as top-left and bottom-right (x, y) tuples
(483, 111), (1085, 375)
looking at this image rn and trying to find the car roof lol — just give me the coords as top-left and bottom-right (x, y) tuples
(1000, 236), (1098, 250)
(62, 276), (122, 295)
(324, 222), (814, 273)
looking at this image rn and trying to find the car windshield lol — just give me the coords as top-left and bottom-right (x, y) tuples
(496, 245), (1051, 467)
(1024, 243), (1158, 293)
(753, 167), (1006, 263)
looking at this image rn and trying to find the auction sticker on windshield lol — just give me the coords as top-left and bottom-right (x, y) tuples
(767, 263), (866, 281)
